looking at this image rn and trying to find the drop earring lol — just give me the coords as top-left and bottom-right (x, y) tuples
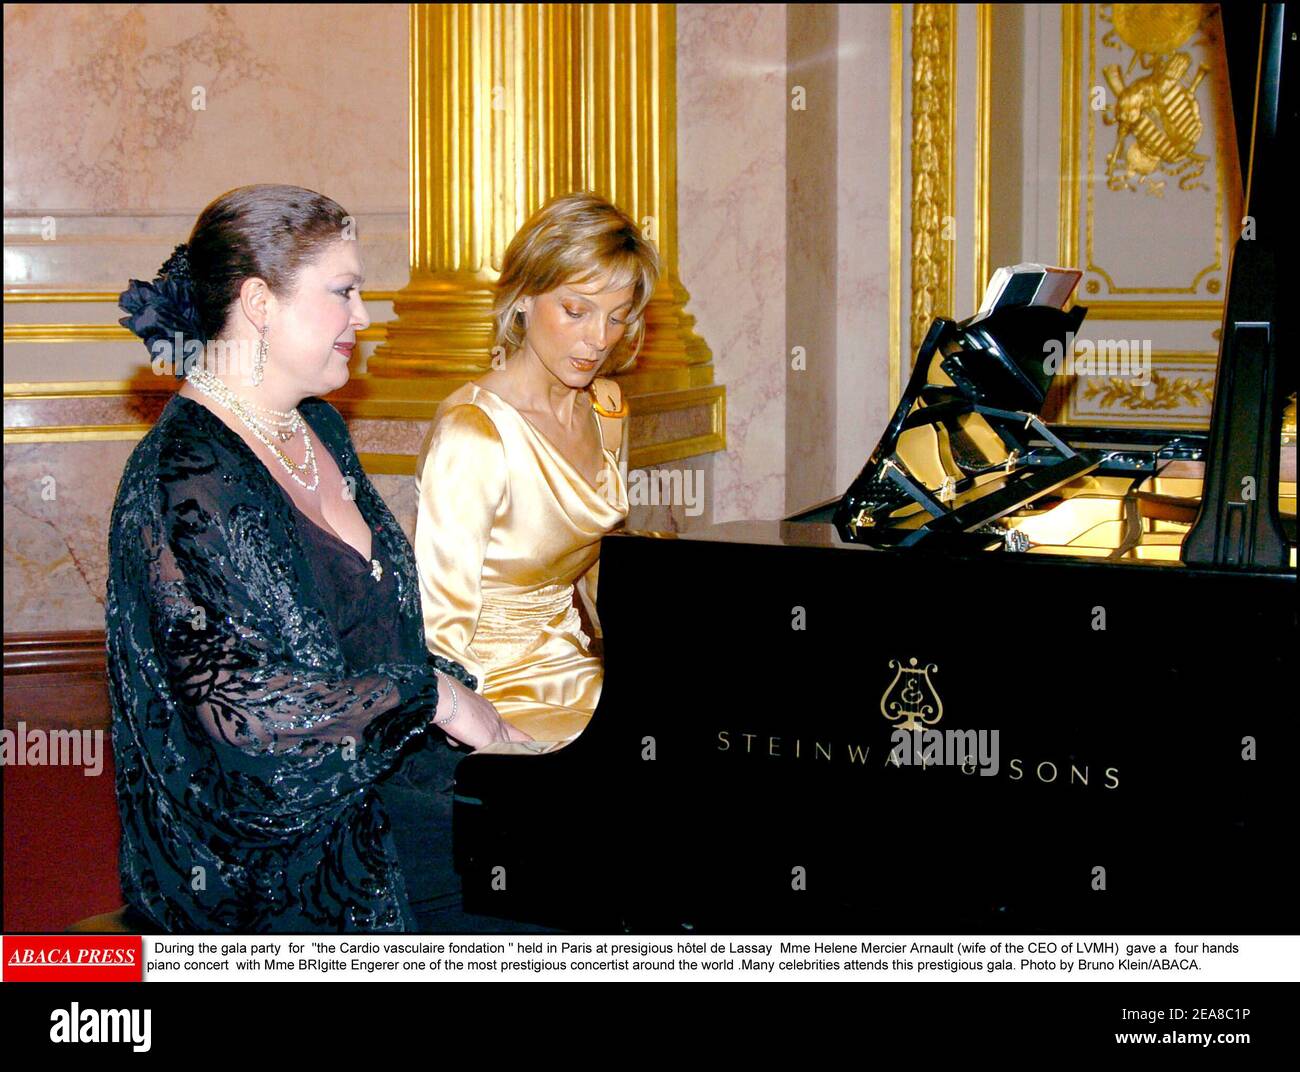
(252, 323), (268, 386)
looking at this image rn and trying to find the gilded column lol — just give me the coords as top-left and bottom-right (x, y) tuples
(909, 2), (956, 357)
(369, 3), (712, 386)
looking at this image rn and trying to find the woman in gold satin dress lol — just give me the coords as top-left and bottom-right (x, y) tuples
(414, 192), (661, 742)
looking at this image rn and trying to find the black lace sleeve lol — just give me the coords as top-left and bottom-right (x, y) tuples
(143, 473), (468, 822)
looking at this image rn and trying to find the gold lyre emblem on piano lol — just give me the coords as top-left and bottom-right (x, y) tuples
(880, 658), (943, 732)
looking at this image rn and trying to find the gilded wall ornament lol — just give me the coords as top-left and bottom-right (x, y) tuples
(1081, 370), (1214, 410)
(1099, 3), (1214, 196)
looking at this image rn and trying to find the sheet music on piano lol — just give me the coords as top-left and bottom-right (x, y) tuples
(972, 263), (1082, 322)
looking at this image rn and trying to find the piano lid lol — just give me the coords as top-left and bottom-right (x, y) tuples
(832, 302), (1097, 546)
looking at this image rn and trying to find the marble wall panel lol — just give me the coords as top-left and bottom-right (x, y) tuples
(677, 3), (787, 524)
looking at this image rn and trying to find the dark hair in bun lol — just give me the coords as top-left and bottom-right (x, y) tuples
(186, 183), (351, 341)
(119, 184), (351, 361)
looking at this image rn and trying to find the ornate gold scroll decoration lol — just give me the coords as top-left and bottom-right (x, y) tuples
(889, 4), (904, 409)
(1071, 3), (1235, 319)
(972, 4), (992, 318)
(1081, 370), (1214, 410)
(909, 3), (956, 358)
(1100, 4), (1213, 196)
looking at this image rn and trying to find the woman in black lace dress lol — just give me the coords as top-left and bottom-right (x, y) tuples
(109, 184), (527, 933)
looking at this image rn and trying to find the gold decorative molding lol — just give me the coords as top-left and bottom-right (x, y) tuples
(4, 322), (388, 344)
(370, 2), (713, 390)
(355, 452), (423, 476)
(1076, 298), (1224, 320)
(3, 289), (393, 344)
(1062, 3), (1236, 320)
(1080, 370), (1213, 411)
(1060, 3), (1081, 270)
(2, 377), (723, 470)
(3, 424), (153, 443)
(348, 386), (725, 474)
(3, 291), (125, 304)
(1050, 348), (1219, 429)
(1086, 4), (1225, 293)
(5, 375), (713, 412)
(909, 3), (957, 358)
(2, 291), (401, 303)
(5, 324), (135, 344)
(883, 3), (904, 410)
(621, 384), (725, 469)
(889, 3), (904, 409)
(972, 3), (992, 317)
(3, 380), (160, 397)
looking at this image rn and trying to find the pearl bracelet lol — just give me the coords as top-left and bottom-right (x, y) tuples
(433, 669), (459, 725)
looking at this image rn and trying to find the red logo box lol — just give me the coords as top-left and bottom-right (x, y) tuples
(3, 937), (143, 982)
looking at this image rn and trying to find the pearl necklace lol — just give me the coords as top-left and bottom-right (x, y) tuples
(185, 369), (319, 491)
(184, 370), (385, 582)
(244, 397), (299, 440)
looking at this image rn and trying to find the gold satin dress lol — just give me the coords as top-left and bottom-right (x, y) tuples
(414, 380), (628, 742)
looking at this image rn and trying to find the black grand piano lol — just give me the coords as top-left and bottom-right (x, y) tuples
(452, 4), (1296, 933)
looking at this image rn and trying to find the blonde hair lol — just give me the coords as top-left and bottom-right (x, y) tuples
(493, 191), (661, 372)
